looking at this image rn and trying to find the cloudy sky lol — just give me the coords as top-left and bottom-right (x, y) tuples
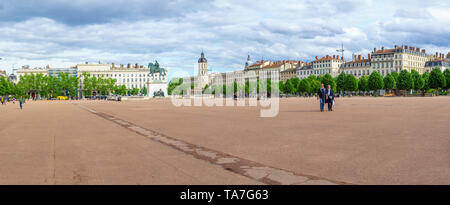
(0, 0), (449, 79)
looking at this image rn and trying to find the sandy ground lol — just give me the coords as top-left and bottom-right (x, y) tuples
(0, 96), (449, 184)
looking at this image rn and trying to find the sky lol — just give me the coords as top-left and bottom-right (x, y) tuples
(0, 0), (449, 80)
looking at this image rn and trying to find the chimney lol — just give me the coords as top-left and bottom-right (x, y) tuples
(416, 48), (420, 52)
(337, 55), (340, 60)
(436, 52), (439, 58)
(333, 55), (336, 59)
(422, 49), (425, 53)
(85, 62), (88, 64)
(120, 64), (124, 69)
(127, 63), (130, 68)
(315, 56), (318, 60)
(447, 52), (450, 59)
(358, 55), (362, 61)
(112, 63), (115, 68)
(368, 54), (371, 60)
(135, 63), (138, 68)
(381, 46), (384, 51)
(374, 48), (377, 52)
(410, 46), (414, 51)
(404, 45), (408, 49)
(341, 56), (344, 60)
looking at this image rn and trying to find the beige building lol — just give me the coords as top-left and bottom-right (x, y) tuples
(245, 57), (303, 79)
(371, 45), (432, 76)
(280, 68), (298, 82)
(75, 62), (163, 90)
(311, 55), (345, 77)
(425, 52), (450, 72)
(297, 63), (313, 79)
(0, 70), (6, 78)
(16, 61), (168, 97)
(16, 65), (49, 81)
(340, 54), (372, 78)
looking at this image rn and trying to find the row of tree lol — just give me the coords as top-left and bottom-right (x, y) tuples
(0, 72), (149, 99)
(168, 68), (450, 96)
(282, 68), (449, 95)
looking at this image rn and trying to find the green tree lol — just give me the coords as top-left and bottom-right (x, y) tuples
(383, 74), (396, 92)
(429, 68), (446, 90)
(129, 87), (140, 95)
(368, 71), (384, 91)
(390, 71), (399, 88)
(291, 77), (300, 94)
(285, 79), (295, 94)
(336, 72), (346, 92)
(307, 75), (320, 94)
(443, 69), (450, 90)
(422, 72), (430, 90)
(397, 69), (414, 91)
(344, 74), (358, 92)
(358, 76), (369, 93)
(298, 79), (311, 95)
(168, 78), (183, 95)
(278, 81), (285, 94)
(411, 70), (424, 91)
(140, 86), (148, 95)
(321, 73), (336, 92)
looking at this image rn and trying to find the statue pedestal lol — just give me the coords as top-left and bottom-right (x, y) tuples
(147, 81), (168, 98)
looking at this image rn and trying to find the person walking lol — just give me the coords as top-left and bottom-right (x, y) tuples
(19, 97), (24, 110)
(317, 83), (326, 112)
(326, 85), (335, 111)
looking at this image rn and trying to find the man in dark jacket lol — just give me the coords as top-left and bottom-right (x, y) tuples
(317, 83), (326, 112)
(326, 85), (335, 111)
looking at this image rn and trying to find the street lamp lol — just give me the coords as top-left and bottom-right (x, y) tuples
(336, 43), (345, 96)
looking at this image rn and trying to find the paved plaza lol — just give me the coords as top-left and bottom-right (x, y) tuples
(0, 97), (449, 184)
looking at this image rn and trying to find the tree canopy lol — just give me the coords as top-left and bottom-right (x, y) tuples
(368, 71), (384, 91)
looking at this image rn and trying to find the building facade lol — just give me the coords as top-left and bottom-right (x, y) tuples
(280, 68), (297, 82)
(425, 54), (450, 72)
(15, 61), (168, 97)
(0, 70), (6, 78)
(340, 54), (371, 78)
(16, 65), (49, 81)
(311, 55), (345, 77)
(297, 63), (313, 79)
(371, 45), (431, 76)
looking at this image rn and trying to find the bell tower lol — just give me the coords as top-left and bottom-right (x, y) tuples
(198, 50), (208, 76)
(196, 50), (209, 90)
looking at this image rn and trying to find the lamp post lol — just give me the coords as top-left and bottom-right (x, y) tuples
(336, 43), (345, 96)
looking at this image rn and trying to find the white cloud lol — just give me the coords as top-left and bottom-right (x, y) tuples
(0, 0), (449, 80)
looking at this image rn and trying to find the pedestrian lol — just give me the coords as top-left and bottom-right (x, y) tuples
(19, 97), (24, 110)
(12, 97), (16, 104)
(317, 83), (326, 112)
(326, 85), (335, 111)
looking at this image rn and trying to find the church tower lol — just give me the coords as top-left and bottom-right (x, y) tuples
(198, 50), (208, 76)
(197, 50), (209, 90)
(245, 54), (252, 69)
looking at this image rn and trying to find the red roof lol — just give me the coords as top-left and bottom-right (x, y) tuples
(373, 49), (395, 54)
(312, 55), (344, 63)
(343, 59), (371, 64)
